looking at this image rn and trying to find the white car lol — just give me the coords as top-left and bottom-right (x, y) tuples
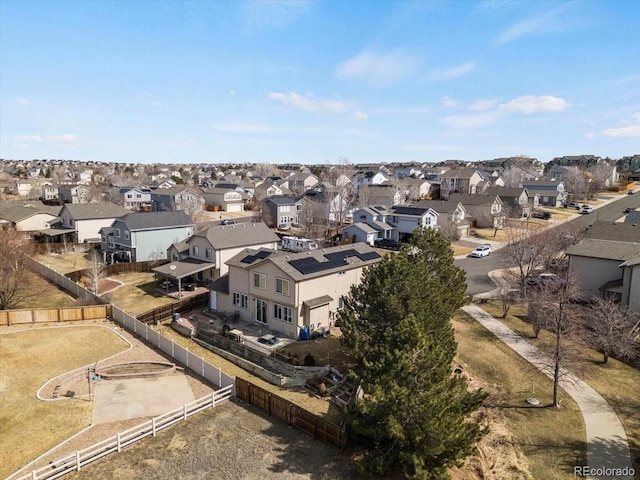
(580, 206), (594, 214)
(470, 244), (492, 257)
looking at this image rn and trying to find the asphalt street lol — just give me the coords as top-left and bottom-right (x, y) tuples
(456, 191), (640, 295)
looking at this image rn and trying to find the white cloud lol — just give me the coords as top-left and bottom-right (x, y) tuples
(600, 113), (640, 138)
(268, 91), (346, 113)
(495, 8), (564, 44)
(468, 99), (499, 111)
(240, 0), (312, 31)
(426, 61), (476, 81)
(349, 111), (368, 122)
(14, 134), (78, 144)
(441, 96), (463, 108)
(442, 111), (499, 128)
(229, 90), (237, 96)
(336, 49), (417, 87)
(17, 98), (29, 105)
(498, 95), (568, 114)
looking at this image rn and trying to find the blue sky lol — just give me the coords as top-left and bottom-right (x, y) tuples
(1, 0), (639, 165)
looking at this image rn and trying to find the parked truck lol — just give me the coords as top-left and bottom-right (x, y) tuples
(281, 236), (319, 252)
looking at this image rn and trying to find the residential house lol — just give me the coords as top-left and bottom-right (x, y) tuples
(201, 187), (245, 212)
(212, 243), (383, 338)
(0, 204), (61, 232)
(58, 184), (91, 204)
(566, 222), (640, 312)
(348, 205), (438, 242)
(415, 199), (470, 237)
(447, 193), (505, 228)
(253, 181), (293, 201)
(300, 187), (349, 224)
(440, 168), (485, 195)
(150, 187), (204, 214)
(121, 187), (153, 211)
(361, 184), (403, 208)
(262, 195), (303, 228)
(398, 177), (440, 200)
(353, 170), (390, 192)
(160, 222), (280, 285)
(41, 184), (59, 202)
(100, 211), (194, 263)
(482, 186), (530, 217)
(521, 181), (567, 207)
(341, 222), (378, 245)
(58, 203), (130, 243)
(280, 173), (319, 193)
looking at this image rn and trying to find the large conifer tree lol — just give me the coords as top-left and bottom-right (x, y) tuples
(339, 228), (487, 479)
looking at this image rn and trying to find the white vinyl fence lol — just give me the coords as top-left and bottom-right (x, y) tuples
(13, 386), (233, 480)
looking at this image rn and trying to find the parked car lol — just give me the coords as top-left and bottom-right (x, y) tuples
(221, 218), (236, 225)
(374, 238), (400, 250)
(470, 244), (492, 258)
(580, 206), (594, 214)
(628, 189), (636, 195)
(530, 210), (551, 220)
(624, 207), (635, 213)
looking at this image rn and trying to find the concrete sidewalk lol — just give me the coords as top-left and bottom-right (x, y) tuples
(462, 304), (634, 480)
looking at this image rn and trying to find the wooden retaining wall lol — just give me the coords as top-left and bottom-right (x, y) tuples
(235, 377), (346, 449)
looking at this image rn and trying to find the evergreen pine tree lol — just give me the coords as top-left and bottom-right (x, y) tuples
(339, 228), (487, 479)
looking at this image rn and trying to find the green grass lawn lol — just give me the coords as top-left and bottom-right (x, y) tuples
(453, 311), (586, 480)
(480, 301), (640, 479)
(0, 327), (129, 478)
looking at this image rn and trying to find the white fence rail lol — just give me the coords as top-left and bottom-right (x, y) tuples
(13, 385), (233, 480)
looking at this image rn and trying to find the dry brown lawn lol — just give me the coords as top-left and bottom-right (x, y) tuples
(105, 272), (176, 316)
(277, 330), (354, 375)
(453, 311), (586, 479)
(0, 325), (129, 478)
(15, 271), (76, 309)
(481, 301), (640, 478)
(37, 252), (93, 274)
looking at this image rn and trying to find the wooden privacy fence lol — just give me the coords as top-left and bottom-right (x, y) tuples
(136, 293), (210, 323)
(1, 305), (111, 326)
(12, 386), (234, 480)
(235, 377), (347, 449)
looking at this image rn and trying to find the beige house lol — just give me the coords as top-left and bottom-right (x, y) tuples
(164, 222), (280, 283)
(0, 204), (61, 232)
(212, 243), (382, 339)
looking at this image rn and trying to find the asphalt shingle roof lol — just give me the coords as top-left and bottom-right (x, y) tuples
(63, 203), (130, 220)
(585, 221), (640, 243)
(117, 211), (194, 231)
(566, 239), (640, 261)
(197, 222), (280, 250)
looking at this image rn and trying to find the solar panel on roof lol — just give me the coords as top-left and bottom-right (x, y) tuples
(289, 249), (382, 274)
(240, 250), (273, 264)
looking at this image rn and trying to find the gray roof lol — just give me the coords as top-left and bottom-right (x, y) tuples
(343, 222), (377, 235)
(197, 222), (280, 250)
(62, 203), (130, 220)
(263, 195), (300, 206)
(415, 200), (464, 214)
(448, 193), (500, 206)
(117, 211), (193, 231)
(150, 187), (197, 196)
(566, 239), (640, 261)
(0, 204), (60, 222)
(226, 242), (382, 281)
(527, 189), (560, 198)
(585, 221), (640, 243)
(483, 186), (527, 198)
(441, 168), (480, 179)
(152, 258), (215, 279)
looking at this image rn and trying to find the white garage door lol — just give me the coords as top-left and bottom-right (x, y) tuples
(226, 203), (243, 212)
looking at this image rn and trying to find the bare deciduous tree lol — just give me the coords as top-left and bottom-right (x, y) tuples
(0, 228), (37, 310)
(588, 297), (639, 364)
(86, 249), (106, 295)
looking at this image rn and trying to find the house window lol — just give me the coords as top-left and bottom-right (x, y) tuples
(127, 194), (132, 198)
(108, 238), (114, 248)
(296, 204), (302, 211)
(253, 272), (266, 290)
(276, 278), (289, 296)
(205, 248), (212, 260)
(233, 292), (249, 309)
(281, 205), (291, 212)
(338, 296), (346, 310)
(136, 194), (141, 198)
(273, 303), (293, 323)
(115, 228), (121, 238)
(101, 234), (106, 242)
(192, 245), (199, 256)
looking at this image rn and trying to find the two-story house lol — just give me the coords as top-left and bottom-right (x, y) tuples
(159, 222), (280, 286)
(58, 184), (91, 204)
(99, 211), (194, 263)
(0, 204), (62, 232)
(521, 181), (566, 207)
(201, 187), (245, 213)
(121, 187), (153, 211)
(415, 200), (470, 237)
(58, 203), (130, 243)
(150, 187), (204, 214)
(212, 243), (382, 338)
(346, 205), (438, 242)
(482, 186), (530, 217)
(440, 169), (485, 195)
(262, 195), (303, 228)
(447, 193), (505, 229)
